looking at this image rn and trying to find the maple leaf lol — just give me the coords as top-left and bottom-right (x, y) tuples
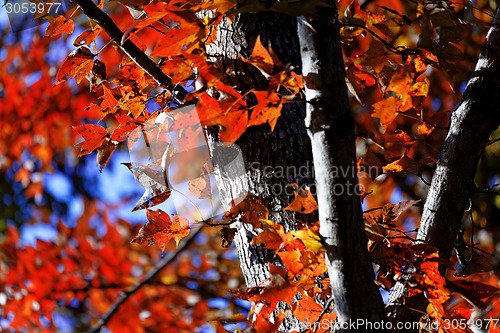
(74, 25), (103, 53)
(188, 163), (212, 199)
(55, 47), (95, 86)
(288, 228), (324, 253)
(227, 194), (268, 229)
(418, 111), (450, 137)
(44, 15), (74, 38)
(284, 184), (318, 214)
(123, 162), (172, 211)
(292, 292), (323, 323)
(383, 130), (415, 148)
(371, 96), (403, 132)
(220, 227), (237, 248)
(242, 35), (274, 77)
(446, 279), (499, 309)
(206, 109), (249, 144)
(248, 91), (283, 131)
(251, 219), (285, 250)
(72, 124), (109, 157)
(131, 209), (190, 252)
(386, 68), (413, 111)
(87, 85), (118, 121)
(151, 8), (205, 58)
(382, 199), (420, 222)
(383, 152), (411, 173)
(96, 141), (118, 171)
(277, 249), (304, 274)
(346, 63), (377, 96)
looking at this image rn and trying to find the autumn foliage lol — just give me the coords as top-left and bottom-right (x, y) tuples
(1, 0), (500, 332)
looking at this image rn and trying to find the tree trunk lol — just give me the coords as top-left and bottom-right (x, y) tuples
(387, 3), (500, 327)
(206, 12), (316, 330)
(297, 0), (385, 328)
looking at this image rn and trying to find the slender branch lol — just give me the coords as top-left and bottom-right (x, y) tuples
(87, 227), (203, 333)
(71, 0), (189, 102)
(312, 297), (334, 333)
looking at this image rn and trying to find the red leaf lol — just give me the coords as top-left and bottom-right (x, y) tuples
(73, 25), (102, 53)
(446, 279), (500, 309)
(56, 47), (95, 86)
(72, 124), (109, 157)
(131, 210), (190, 251)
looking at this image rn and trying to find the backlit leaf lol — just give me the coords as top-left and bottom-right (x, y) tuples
(55, 47), (95, 86)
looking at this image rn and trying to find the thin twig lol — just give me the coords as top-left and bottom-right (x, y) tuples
(312, 297), (334, 333)
(475, 184), (500, 197)
(87, 227), (203, 333)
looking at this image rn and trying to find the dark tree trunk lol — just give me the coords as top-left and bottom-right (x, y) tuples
(206, 11), (316, 330)
(387, 4), (500, 328)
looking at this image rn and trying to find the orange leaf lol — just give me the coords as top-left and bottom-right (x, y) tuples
(248, 91), (282, 131)
(446, 279), (499, 309)
(44, 15), (74, 38)
(73, 25), (102, 53)
(371, 96), (403, 132)
(55, 47), (95, 86)
(409, 79), (430, 97)
(171, 215), (190, 246)
(242, 35), (274, 76)
(277, 249), (304, 274)
(383, 152), (411, 173)
(418, 111), (450, 137)
(251, 220), (284, 250)
(284, 184), (318, 214)
(207, 110), (248, 144)
(188, 163), (212, 199)
(386, 67), (413, 111)
(346, 63), (377, 95)
(383, 130), (415, 148)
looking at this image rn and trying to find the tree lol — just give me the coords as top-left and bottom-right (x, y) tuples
(1, 0), (500, 332)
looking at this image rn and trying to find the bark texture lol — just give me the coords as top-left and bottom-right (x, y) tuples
(297, 0), (385, 328)
(206, 12), (317, 330)
(386, 3), (500, 327)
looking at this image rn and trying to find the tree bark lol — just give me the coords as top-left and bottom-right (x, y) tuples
(206, 12), (316, 331)
(387, 3), (500, 327)
(297, 0), (385, 328)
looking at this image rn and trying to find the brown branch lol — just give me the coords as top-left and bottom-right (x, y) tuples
(312, 297), (335, 333)
(87, 227), (203, 333)
(71, 0), (189, 102)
